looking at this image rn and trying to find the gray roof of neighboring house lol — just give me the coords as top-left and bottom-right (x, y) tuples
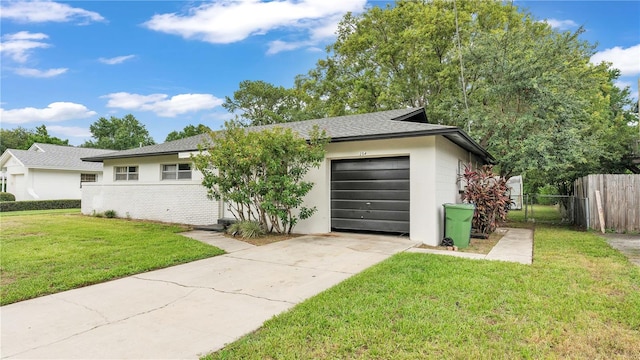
(1, 143), (114, 171)
(83, 108), (494, 162)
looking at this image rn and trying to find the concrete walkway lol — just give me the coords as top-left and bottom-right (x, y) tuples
(602, 233), (640, 267)
(407, 227), (534, 265)
(0, 232), (417, 360)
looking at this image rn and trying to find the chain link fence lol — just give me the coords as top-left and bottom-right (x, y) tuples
(510, 194), (588, 228)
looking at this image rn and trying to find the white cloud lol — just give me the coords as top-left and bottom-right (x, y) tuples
(47, 125), (91, 138)
(267, 40), (312, 55)
(0, 31), (50, 63)
(266, 13), (345, 54)
(543, 18), (578, 30)
(144, 0), (366, 53)
(98, 55), (136, 65)
(591, 44), (640, 76)
(14, 67), (67, 78)
(0, 0), (104, 24)
(103, 92), (224, 117)
(0, 102), (97, 124)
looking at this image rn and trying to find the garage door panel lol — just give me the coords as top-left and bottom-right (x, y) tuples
(331, 199), (410, 211)
(331, 219), (409, 233)
(331, 190), (410, 201)
(331, 156), (410, 234)
(332, 157), (410, 172)
(331, 209), (410, 222)
(331, 169), (409, 181)
(331, 179), (409, 191)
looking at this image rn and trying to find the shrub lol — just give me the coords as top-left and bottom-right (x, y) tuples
(104, 210), (117, 218)
(227, 220), (265, 238)
(193, 124), (329, 234)
(0, 192), (16, 202)
(537, 184), (559, 205)
(0, 199), (80, 212)
(461, 165), (510, 236)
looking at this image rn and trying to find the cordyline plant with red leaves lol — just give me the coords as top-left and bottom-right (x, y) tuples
(461, 165), (511, 236)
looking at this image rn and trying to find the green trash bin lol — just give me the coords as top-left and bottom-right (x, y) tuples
(443, 203), (475, 248)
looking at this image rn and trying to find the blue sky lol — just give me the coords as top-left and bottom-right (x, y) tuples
(1, 0), (639, 146)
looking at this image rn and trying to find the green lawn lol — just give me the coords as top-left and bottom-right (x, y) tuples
(206, 222), (640, 358)
(0, 211), (224, 305)
(507, 204), (563, 224)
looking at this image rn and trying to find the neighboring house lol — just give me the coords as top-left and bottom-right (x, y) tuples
(82, 108), (493, 246)
(0, 143), (113, 201)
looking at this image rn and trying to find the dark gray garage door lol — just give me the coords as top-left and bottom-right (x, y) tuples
(331, 156), (410, 234)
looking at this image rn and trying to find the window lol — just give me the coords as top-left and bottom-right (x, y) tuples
(115, 166), (138, 181)
(81, 174), (97, 182)
(162, 163), (192, 180)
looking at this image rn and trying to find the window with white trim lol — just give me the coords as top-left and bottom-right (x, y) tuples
(81, 173), (97, 183)
(115, 166), (138, 181)
(161, 163), (192, 180)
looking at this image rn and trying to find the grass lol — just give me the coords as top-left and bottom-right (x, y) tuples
(0, 208), (81, 217)
(507, 204), (564, 224)
(0, 211), (224, 305)
(206, 212), (640, 359)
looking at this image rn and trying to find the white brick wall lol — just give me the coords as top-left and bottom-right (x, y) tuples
(82, 182), (219, 225)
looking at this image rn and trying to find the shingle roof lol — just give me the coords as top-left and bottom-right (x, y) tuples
(83, 108), (493, 162)
(1, 144), (114, 171)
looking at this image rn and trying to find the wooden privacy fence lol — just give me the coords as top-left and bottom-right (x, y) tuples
(573, 174), (640, 233)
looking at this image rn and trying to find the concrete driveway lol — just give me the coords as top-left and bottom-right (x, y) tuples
(603, 233), (640, 267)
(1, 232), (417, 359)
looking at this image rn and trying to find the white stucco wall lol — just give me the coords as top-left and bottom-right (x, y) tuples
(3, 154), (100, 200)
(29, 169), (90, 200)
(294, 136), (438, 244)
(83, 155), (218, 225)
(434, 136), (476, 241)
(82, 182), (218, 225)
(82, 137), (481, 242)
(293, 135), (477, 246)
(100, 155), (205, 183)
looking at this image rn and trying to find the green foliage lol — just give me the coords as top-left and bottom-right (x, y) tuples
(222, 80), (319, 126)
(165, 124), (212, 142)
(193, 124), (329, 234)
(291, 0), (639, 189)
(104, 210), (117, 218)
(0, 199), (81, 212)
(0, 125), (69, 153)
(0, 192), (16, 202)
(462, 165), (510, 235)
(227, 220), (265, 238)
(537, 185), (559, 205)
(82, 114), (155, 150)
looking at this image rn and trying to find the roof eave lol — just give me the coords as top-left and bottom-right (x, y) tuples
(82, 149), (199, 163)
(25, 165), (104, 172)
(82, 128), (494, 164)
(331, 128), (494, 163)
(0, 150), (25, 168)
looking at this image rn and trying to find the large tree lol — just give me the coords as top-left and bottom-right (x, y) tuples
(0, 125), (69, 153)
(293, 0), (639, 191)
(82, 114), (155, 150)
(165, 124), (211, 142)
(222, 80), (323, 126)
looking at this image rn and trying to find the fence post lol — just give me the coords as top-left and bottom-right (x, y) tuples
(585, 197), (590, 230)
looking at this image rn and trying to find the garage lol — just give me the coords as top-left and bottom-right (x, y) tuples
(331, 156), (410, 234)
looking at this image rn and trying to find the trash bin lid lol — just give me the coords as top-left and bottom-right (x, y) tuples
(443, 203), (475, 210)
